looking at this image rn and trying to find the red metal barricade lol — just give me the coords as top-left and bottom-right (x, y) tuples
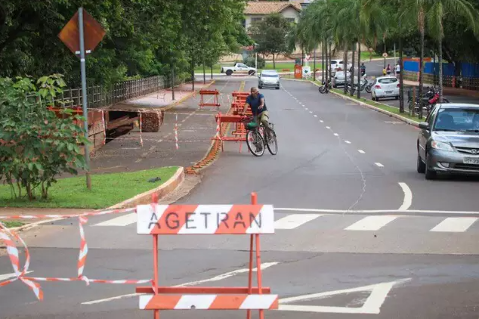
(136, 193), (277, 319)
(199, 89), (221, 108)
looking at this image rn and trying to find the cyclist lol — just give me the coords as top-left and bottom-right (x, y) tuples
(243, 87), (271, 131)
(243, 87), (272, 151)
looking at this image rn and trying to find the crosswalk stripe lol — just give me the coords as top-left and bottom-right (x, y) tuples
(93, 213), (137, 227)
(274, 214), (322, 230)
(430, 217), (478, 233)
(345, 216), (398, 231)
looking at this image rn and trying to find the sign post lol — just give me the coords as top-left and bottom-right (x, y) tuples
(58, 8), (106, 190)
(78, 8), (91, 189)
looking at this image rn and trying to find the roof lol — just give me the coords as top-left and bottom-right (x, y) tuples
(438, 103), (479, 109)
(245, 1), (302, 15)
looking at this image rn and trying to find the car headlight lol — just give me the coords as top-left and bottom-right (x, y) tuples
(431, 141), (454, 152)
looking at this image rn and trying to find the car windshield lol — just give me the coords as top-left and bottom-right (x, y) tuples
(378, 78), (397, 84)
(434, 108), (479, 132)
(261, 74), (278, 78)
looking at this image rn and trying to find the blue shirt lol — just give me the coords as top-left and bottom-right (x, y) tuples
(246, 93), (267, 115)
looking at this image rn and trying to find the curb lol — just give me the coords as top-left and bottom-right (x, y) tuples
(162, 80), (216, 112)
(309, 80), (420, 128)
(5, 167), (185, 233)
(108, 167), (185, 208)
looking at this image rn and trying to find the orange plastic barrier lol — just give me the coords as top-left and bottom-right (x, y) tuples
(136, 193), (277, 319)
(213, 113), (249, 152)
(199, 89), (221, 108)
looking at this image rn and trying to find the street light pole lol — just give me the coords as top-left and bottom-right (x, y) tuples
(78, 7), (91, 190)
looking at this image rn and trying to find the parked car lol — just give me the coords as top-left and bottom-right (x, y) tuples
(417, 103), (479, 180)
(258, 70), (280, 89)
(371, 76), (400, 101)
(221, 63), (257, 76)
(331, 59), (352, 75)
(332, 71), (351, 88)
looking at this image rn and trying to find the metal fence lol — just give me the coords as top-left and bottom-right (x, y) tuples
(56, 76), (166, 108)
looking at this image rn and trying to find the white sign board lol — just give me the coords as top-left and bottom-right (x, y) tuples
(137, 204), (275, 235)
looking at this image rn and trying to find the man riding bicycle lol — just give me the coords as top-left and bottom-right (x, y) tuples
(243, 87), (271, 130)
(243, 87), (272, 152)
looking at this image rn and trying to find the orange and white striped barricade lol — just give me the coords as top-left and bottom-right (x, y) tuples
(136, 193), (277, 319)
(199, 89), (221, 109)
(212, 113), (249, 152)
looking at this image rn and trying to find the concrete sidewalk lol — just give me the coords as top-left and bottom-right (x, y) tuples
(89, 78), (242, 175)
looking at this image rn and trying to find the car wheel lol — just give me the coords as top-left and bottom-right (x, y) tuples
(395, 96), (399, 100)
(417, 153), (426, 173)
(258, 86), (262, 89)
(425, 152), (437, 180)
(276, 86), (280, 90)
(248, 70), (255, 76)
(226, 70), (233, 76)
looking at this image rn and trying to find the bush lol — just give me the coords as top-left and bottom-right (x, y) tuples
(244, 55), (266, 69)
(0, 75), (88, 200)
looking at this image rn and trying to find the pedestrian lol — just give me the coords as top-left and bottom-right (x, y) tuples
(395, 63), (401, 76)
(386, 64), (391, 75)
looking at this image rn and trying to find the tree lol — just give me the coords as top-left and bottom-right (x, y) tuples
(0, 0), (248, 88)
(426, 0), (478, 102)
(249, 13), (293, 68)
(0, 74), (88, 200)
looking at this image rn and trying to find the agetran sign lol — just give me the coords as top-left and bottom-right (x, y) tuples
(137, 205), (275, 235)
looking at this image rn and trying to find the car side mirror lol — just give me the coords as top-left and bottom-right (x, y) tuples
(419, 122), (430, 130)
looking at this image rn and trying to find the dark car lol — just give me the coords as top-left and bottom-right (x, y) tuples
(417, 103), (479, 180)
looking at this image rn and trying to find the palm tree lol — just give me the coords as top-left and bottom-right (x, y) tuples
(426, 0), (478, 102)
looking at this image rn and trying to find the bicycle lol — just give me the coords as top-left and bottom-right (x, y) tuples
(243, 116), (278, 157)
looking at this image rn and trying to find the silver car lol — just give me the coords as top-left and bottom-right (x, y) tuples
(258, 70), (280, 90)
(417, 103), (479, 179)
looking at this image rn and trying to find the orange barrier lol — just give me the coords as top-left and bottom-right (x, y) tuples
(136, 193), (277, 319)
(213, 113), (249, 152)
(199, 89), (221, 108)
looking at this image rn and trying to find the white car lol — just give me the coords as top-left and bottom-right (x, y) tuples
(331, 59), (352, 75)
(371, 76), (400, 101)
(258, 70), (280, 89)
(332, 71), (351, 87)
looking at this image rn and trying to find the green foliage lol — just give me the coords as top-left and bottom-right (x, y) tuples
(0, 1), (248, 87)
(244, 55), (266, 69)
(0, 75), (88, 201)
(249, 13), (293, 65)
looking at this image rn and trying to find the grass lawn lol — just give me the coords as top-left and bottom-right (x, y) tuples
(1, 221), (25, 228)
(0, 166), (179, 209)
(330, 88), (422, 123)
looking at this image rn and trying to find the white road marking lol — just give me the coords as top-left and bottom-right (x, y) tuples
(279, 279), (411, 314)
(274, 214), (322, 230)
(320, 120), (324, 123)
(430, 217), (478, 232)
(0, 271), (32, 281)
(333, 133), (339, 136)
(326, 126), (331, 129)
(93, 213), (137, 226)
(314, 115), (318, 118)
(344, 140), (351, 144)
(82, 262), (279, 305)
(375, 162), (384, 167)
(276, 207), (479, 216)
(358, 150), (365, 154)
(398, 182), (412, 211)
(309, 111), (313, 114)
(345, 216), (398, 231)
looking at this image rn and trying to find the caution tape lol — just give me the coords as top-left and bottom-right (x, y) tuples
(0, 207), (153, 300)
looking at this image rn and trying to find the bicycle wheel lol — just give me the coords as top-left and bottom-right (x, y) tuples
(246, 130), (265, 157)
(265, 129), (278, 155)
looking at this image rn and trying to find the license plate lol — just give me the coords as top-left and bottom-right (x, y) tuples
(463, 157), (479, 164)
(385, 91), (393, 94)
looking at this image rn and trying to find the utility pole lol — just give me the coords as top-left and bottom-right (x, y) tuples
(313, 48), (316, 81)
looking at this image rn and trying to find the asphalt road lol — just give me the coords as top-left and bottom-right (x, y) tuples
(2, 78), (479, 318)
